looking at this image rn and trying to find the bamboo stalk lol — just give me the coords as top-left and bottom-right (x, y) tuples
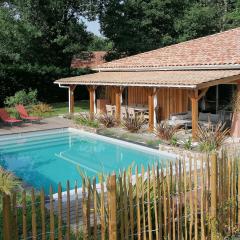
(12, 192), (18, 240)
(142, 166), (147, 240)
(123, 171), (129, 240)
(129, 170), (134, 240)
(93, 178), (98, 240)
(194, 157), (198, 240)
(189, 157), (193, 240)
(119, 175), (124, 240)
(22, 190), (27, 240)
(100, 175), (105, 240)
(152, 165), (159, 240)
(82, 179), (87, 240)
(31, 188), (37, 240)
(201, 156), (205, 240)
(184, 159), (188, 240)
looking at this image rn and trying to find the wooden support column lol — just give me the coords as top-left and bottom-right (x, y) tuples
(87, 86), (97, 119)
(148, 88), (157, 131)
(191, 89), (199, 139)
(69, 85), (76, 114)
(115, 87), (124, 122)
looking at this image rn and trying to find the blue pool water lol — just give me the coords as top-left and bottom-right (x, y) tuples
(0, 128), (175, 192)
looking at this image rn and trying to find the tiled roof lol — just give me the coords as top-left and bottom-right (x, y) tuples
(55, 70), (240, 88)
(97, 28), (240, 70)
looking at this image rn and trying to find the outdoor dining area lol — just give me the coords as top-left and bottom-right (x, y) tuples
(105, 104), (149, 120)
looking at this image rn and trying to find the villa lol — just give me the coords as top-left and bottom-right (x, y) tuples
(55, 27), (240, 138)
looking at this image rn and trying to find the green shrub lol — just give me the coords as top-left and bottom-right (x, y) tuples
(31, 103), (53, 117)
(4, 89), (38, 107)
(183, 137), (192, 150)
(75, 113), (99, 128)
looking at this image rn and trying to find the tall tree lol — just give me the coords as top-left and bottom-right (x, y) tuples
(0, 0), (97, 67)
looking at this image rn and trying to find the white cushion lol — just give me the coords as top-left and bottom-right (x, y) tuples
(199, 112), (209, 121)
(210, 114), (219, 123)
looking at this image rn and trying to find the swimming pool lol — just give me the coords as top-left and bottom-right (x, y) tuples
(0, 128), (175, 192)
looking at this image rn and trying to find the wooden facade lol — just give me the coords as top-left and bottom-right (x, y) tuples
(106, 86), (190, 121)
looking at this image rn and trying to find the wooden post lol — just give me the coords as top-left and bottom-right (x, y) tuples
(191, 89), (199, 139)
(69, 85), (76, 114)
(211, 153), (218, 240)
(87, 86), (97, 119)
(108, 174), (117, 240)
(2, 193), (12, 240)
(148, 88), (157, 131)
(115, 87), (124, 122)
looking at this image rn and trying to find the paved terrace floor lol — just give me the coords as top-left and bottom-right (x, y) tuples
(0, 117), (74, 136)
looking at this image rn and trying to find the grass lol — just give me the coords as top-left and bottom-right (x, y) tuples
(7, 100), (90, 118)
(45, 100), (89, 117)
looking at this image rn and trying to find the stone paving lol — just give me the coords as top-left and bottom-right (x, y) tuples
(0, 116), (73, 135)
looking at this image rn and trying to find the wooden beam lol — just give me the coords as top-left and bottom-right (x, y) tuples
(115, 87), (124, 122)
(69, 85), (76, 114)
(148, 88), (157, 131)
(197, 75), (240, 89)
(87, 86), (97, 119)
(197, 87), (209, 101)
(191, 89), (199, 139)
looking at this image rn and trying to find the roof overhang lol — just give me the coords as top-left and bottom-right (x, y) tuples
(54, 70), (240, 89)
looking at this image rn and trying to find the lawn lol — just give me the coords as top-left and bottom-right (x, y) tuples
(47, 100), (89, 117)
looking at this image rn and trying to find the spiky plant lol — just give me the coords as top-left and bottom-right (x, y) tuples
(122, 115), (146, 133)
(75, 113), (99, 128)
(0, 168), (21, 195)
(154, 121), (181, 143)
(98, 114), (116, 128)
(196, 121), (230, 152)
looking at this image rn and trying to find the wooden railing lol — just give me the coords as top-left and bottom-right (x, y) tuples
(1, 150), (240, 239)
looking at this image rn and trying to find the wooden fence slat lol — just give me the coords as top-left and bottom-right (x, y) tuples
(49, 185), (55, 240)
(119, 175), (124, 240)
(157, 165), (162, 240)
(152, 165), (159, 240)
(183, 159), (188, 240)
(93, 178), (98, 240)
(82, 179), (88, 240)
(201, 157), (205, 240)
(66, 181), (71, 240)
(128, 170), (134, 240)
(31, 189), (37, 240)
(12, 192), (18, 240)
(162, 169), (167, 240)
(147, 166), (152, 240)
(135, 167), (141, 240)
(108, 174), (117, 240)
(189, 157), (193, 240)
(142, 166), (147, 240)
(58, 183), (63, 240)
(123, 171), (129, 240)
(100, 175), (106, 240)
(40, 189), (46, 240)
(3, 193), (12, 240)
(22, 190), (27, 240)
(87, 180), (91, 237)
(194, 157), (198, 240)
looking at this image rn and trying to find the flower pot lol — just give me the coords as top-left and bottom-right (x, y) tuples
(97, 99), (109, 114)
(231, 112), (240, 137)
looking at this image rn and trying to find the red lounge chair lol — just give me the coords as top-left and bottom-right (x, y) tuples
(16, 105), (41, 122)
(0, 108), (22, 126)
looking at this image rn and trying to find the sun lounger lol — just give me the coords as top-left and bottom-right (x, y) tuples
(0, 108), (22, 126)
(16, 105), (41, 122)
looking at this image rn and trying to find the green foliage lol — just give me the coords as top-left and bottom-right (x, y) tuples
(4, 89), (38, 107)
(196, 122), (230, 152)
(98, 113), (116, 128)
(154, 121), (181, 143)
(88, 35), (113, 51)
(170, 136), (178, 147)
(122, 115), (146, 133)
(75, 113), (99, 128)
(99, 0), (240, 59)
(0, 168), (21, 195)
(183, 137), (192, 150)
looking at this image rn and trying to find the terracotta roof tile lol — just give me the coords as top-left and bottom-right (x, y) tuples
(97, 28), (240, 70)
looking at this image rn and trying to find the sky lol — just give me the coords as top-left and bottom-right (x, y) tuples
(85, 19), (102, 36)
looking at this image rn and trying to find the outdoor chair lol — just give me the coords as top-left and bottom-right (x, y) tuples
(106, 105), (114, 115)
(128, 107), (136, 118)
(121, 106), (127, 119)
(16, 105), (41, 123)
(0, 108), (22, 126)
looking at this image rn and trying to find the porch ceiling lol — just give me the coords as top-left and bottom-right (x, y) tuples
(54, 70), (240, 89)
